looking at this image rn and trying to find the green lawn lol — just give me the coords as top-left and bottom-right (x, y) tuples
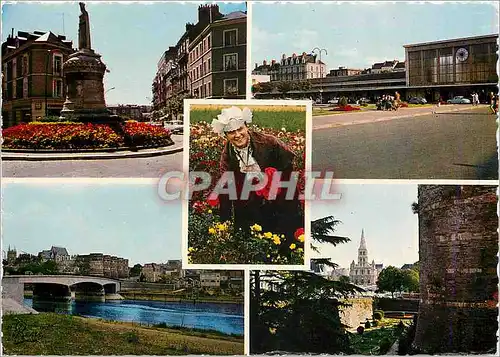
(350, 326), (400, 355)
(190, 109), (305, 132)
(3, 313), (244, 355)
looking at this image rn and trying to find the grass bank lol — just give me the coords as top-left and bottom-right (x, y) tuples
(190, 109), (306, 132)
(120, 292), (243, 304)
(3, 313), (244, 355)
(350, 326), (400, 355)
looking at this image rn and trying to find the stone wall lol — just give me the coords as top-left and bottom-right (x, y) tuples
(413, 185), (498, 353)
(339, 297), (373, 329)
(374, 297), (419, 312)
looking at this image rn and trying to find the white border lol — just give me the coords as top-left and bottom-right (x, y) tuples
(182, 99), (312, 271)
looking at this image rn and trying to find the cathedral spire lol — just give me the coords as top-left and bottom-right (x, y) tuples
(359, 229), (366, 249)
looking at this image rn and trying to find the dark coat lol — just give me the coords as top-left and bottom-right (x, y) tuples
(218, 130), (303, 242)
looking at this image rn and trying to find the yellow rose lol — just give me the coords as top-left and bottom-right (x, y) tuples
(217, 223), (226, 231)
(272, 236), (281, 245)
(188, 247), (195, 252)
(263, 232), (273, 239)
(208, 227), (216, 234)
(250, 224), (262, 232)
(298, 234), (305, 243)
(208, 209), (212, 214)
(289, 243), (296, 250)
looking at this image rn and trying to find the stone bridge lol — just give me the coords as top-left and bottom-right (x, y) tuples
(2, 275), (122, 304)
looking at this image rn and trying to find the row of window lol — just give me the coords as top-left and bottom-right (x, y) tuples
(190, 57), (211, 81)
(281, 56), (309, 66)
(3, 53), (63, 82)
(190, 34), (211, 64)
(188, 29), (239, 64)
(3, 78), (63, 100)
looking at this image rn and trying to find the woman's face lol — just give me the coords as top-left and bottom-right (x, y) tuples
(226, 125), (250, 149)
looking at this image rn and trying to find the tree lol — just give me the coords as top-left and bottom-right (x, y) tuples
(377, 266), (405, 297)
(402, 268), (419, 293)
(129, 264), (142, 277)
(250, 216), (364, 354)
(339, 275), (350, 284)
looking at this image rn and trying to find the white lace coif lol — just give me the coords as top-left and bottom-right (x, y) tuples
(211, 106), (253, 136)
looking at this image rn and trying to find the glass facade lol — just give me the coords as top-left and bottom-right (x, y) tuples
(407, 39), (498, 86)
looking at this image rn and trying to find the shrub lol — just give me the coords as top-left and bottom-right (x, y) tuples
(357, 326), (364, 335)
(373, 310), (384, 320)
(339, 96), (348, 107)
(379, 337), (394, 354)
(365, 320), (371, 329)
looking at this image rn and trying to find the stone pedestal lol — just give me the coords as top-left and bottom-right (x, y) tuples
(60, 49), (119, 123)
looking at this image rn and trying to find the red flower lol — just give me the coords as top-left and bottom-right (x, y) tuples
(207, 195), (219, 207)
(192, 201), (205, 213)
(256, 167), (283, 200)
(294, 228), (304, 240)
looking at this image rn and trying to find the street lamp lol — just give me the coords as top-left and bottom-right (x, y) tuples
(312, 47), (327, 104)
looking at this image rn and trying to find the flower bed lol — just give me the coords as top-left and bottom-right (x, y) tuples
(123, 121), (173, 147)
(332, 105), (361, 112)
(2, 122), (172, 150)
(188, 121), (306, 265)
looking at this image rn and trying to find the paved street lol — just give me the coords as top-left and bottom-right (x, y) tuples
(312, 106), (498, 180)
(3, 135), (184, 178)
(3, 152), (183, 178)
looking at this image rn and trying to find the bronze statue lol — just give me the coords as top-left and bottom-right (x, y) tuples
(78, 2), (91, 50)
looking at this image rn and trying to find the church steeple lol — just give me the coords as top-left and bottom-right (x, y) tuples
(359, 229), (366, 249)
(358, 229), (368, 266)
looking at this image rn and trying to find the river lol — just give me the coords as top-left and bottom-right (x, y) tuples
(24, 298), (243, 335)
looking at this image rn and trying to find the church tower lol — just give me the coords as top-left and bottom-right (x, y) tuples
(357, 229), (368, 266)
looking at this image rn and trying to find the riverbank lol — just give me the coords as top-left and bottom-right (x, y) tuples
(119, 292), (243, 304)
(3, 313), (244, 355)
(24, 290), (243, 304)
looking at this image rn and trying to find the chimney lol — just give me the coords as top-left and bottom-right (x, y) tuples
(282, 53), (286, 59)
(255, 63), (258, 69)
(11, 28), (14, 38)
(263, 60), (267, 66)
(271, 59), (276, 65)
(302, 52), (306, 56)
(292, 53), (296, 58)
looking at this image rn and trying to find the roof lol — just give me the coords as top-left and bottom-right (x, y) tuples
(372, 62), (384, 69)
(395, 62), (406, 69)
(51, 246), (69, 256)
(223, 11), (246, 20)
(383, 60), (398, 67)
(401, 264), (414, 270)
(404, 34), (498, 48)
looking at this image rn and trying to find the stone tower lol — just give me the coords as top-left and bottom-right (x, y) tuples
(413, 185), (498, 353)
(6, 246), (17, 265)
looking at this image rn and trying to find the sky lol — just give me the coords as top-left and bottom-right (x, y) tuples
(252, 2), (499, 70)
(311, 183), (419, 271)
(1, 1), (247, 105)
(2, 181), (182, 266)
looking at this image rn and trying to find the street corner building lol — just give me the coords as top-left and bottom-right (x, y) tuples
(2, 29), (74, 128)
(151, 4), (247, 115)
(414, 185), (498, 353)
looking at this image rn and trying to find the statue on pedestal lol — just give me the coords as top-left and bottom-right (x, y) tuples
(78, 2), (91, 50)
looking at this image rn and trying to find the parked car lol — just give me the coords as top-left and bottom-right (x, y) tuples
(165, 120), (184, 134)
(447, 96), (471, 104)
(327, 98), (339, 104)
(408, 97), (427, 104)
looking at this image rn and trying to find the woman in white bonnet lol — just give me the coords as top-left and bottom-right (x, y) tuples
(211, 106), (303, 253)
